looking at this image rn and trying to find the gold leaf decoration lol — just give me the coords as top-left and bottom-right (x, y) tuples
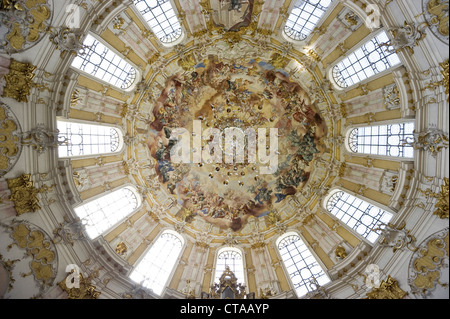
(5, 221), (57, 287)
(0, 0), (52, 52)
(0, 102), (21, 177)
(1, 59), (36, 102)
(365, 276), (408, 299)
(6, 173), (41, 215)
(58, 272), (101, 299)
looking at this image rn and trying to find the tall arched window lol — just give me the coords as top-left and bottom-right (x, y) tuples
(326, 190), (393, 243)
(71, 34), (137, 90)
(277, 232), (330, 298)
(332, 30), (401, 88)
(74, 186), (141, 239)
(134, 0), (183, 44)
(284, 0), (333, 41)
(57, 120), (123, 158)
(129, 230), (184, 296)
(347, 122), (415, 158)
(214, 247), (245, 286)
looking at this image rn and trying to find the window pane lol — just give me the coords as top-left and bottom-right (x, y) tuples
(284, 0), (334, 41)
(129, 231), (183, 295)
(277, 234), (330, 297)
(134, 0), (183, 44)
(332, 31), (401, 88)
(72, 34), (136, 89)
(214, 248), (245, 286)
(326, 191), (393, 243)
(74, 187), (139, 239)
(347, 123), (414, 158)
(57, 120), (121, 157)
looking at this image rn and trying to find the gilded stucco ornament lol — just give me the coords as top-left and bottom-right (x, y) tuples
(334, 246), (347, 259)
(0, 0), (53, 53)
(6, 173), (55, 215)
(115, 242), (128, 256)
(422, 0), (449, 44)
(407, 228), (449, 298)
(365, 276), (408, 299)
(417, 178), (449, 219)
(1, 220), (57, 290)
(58, 271), (101, 299)
(0, 102), (22, 177)
(1, 59), (36, 103)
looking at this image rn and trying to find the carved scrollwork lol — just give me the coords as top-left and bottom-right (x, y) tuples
(0, 0), (53, 53)
(0, 220), (58, 291)
(408, 228), (449, 298)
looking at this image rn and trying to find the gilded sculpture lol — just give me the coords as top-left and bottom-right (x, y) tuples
(1, 58), (36, 102)
(365, 276), (408, 299)
(408, 229), (449, 297)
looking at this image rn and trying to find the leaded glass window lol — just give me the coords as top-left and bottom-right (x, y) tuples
(348, 122), (415, 158)
(134, 0), (183, 44)
(57, 120), (122, 157)
(277, 233), (330, 298)
(214, 248), (245, 286)
(74, 186), (140, 239)
(129, 230), (184, 296)
(72, 34), (137, 90)
(284, 0), (333, 41)
(326, 190), (393, 243)
(332, 31), (401, 88)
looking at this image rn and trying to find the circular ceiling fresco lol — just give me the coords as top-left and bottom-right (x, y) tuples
(145, 54), (328, 233)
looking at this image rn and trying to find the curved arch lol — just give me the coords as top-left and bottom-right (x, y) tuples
(276, 231), (330, 298)
(71, 33), (139, 91)
(74, 185), (142, 239)
(283, 0), (334, 42)
(133, 0), (184, 46)
(323, 189), (393, 243)
(129, 229), (184, 296)
(330, 30), (402, 89)
(344, 121), (415, 158)
(213, 247), (246, 286)
(57, 119), (125, 158)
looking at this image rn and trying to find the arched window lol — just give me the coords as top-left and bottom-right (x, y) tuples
(129, 230), (184, 296)
(348, 122), (415, 158)
(332, 30), (401, 88)
(277, 232), (330, 298)
(284, 0), (333, 41)
(326, 190), (393, 243)
(134, 0), (183, 44)
(74, 186), (141, 239)
(57, 120), (123, 158)
(71, 34), (137, 90)
(214, 247), (245, 286)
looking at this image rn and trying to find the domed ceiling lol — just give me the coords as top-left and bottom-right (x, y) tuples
(147, 54), (327, 232)
(135, 31), (333, 237)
